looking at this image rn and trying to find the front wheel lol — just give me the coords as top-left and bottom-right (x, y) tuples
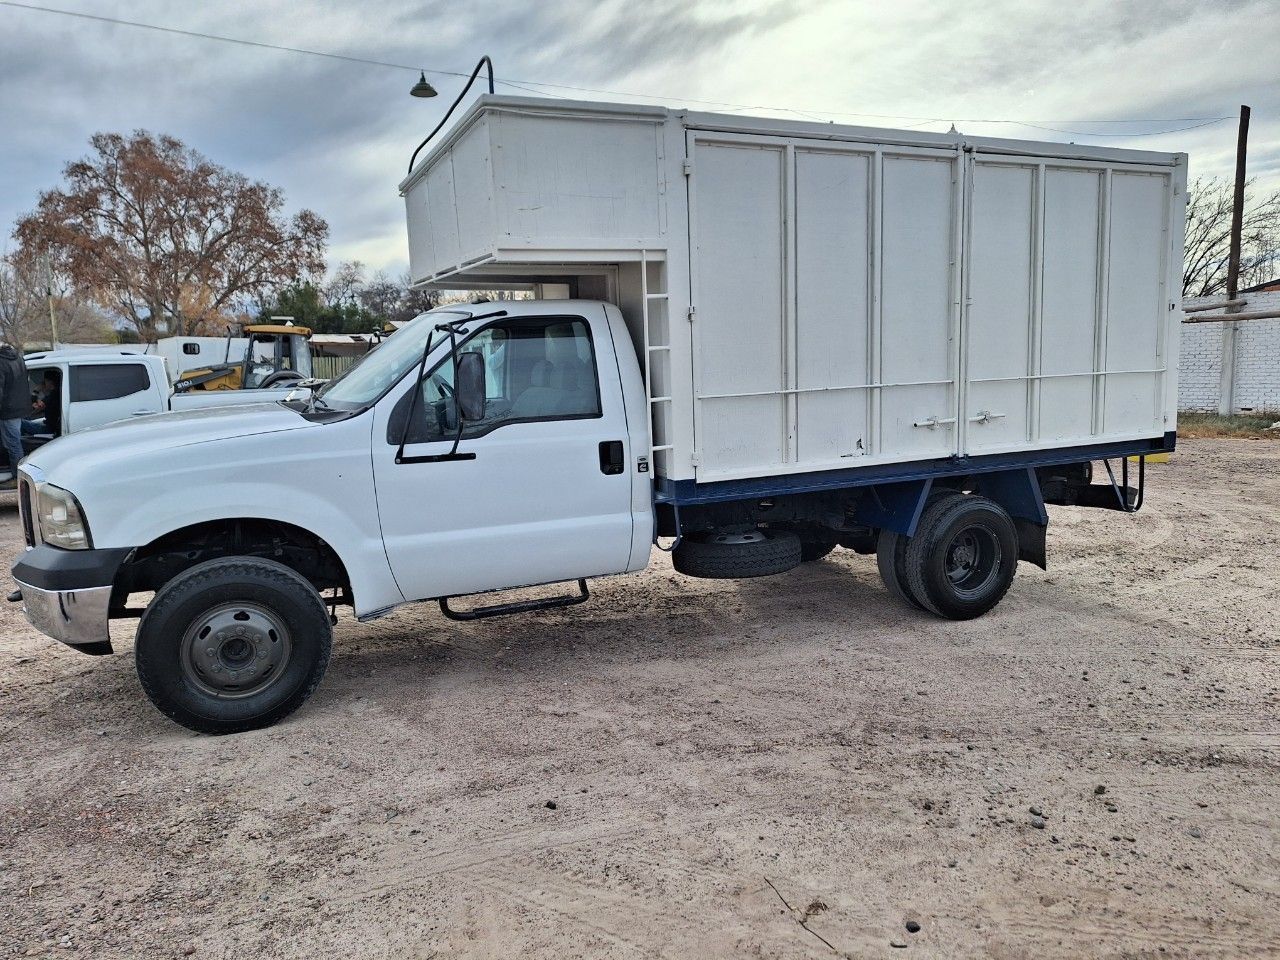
(135, 557), (333, 734)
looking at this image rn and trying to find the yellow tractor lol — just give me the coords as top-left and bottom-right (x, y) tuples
(173, 324), (314, 392)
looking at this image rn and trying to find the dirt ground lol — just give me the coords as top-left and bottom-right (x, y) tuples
(1, 439), (1278, 960)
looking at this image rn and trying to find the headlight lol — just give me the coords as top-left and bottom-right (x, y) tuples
(35, 483), (92, 550)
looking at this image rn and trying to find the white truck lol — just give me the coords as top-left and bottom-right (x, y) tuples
(1, 350), (311, 476)
(9, 96), (1186, 734)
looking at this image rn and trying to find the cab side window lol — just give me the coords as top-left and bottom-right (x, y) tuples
(69, 363), (150, 402)
(393, 317), (601, 444)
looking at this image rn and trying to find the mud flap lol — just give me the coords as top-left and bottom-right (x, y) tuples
(1014, 519), (1047, 570)
(974, 467), (1048, 570)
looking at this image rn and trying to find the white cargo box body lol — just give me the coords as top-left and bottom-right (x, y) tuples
(402, 95), (1186, 485)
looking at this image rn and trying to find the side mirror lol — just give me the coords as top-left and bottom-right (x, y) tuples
(455, 350), (486, 422)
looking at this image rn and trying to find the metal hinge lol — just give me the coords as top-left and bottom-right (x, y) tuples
(690, 451), (701, 466)
(682, 158), (693, 176)
(687, 305), (696, 322)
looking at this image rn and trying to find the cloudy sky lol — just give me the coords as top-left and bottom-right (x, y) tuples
(1, 0), (1276, 277)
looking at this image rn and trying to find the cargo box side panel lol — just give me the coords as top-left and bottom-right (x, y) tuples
(878, 156), (960, 460)
(794, 149), (872, 465)
(489, 111), (663, 247)
(689, 140), (787, 474)
(962, 156), (1174, 455)
(1039, 167), (1104, 442)
(450, 117), (496, 266)
(965, 161), (1036, 452)
(688, 135), (961, 482)
(1103, 170), (1170, 437)
(403, 117), (495, 282)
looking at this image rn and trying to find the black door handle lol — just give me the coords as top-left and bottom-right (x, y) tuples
(599, 440), (625, 475)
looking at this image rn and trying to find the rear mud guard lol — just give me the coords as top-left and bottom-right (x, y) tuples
(974, 467), (1049, 570)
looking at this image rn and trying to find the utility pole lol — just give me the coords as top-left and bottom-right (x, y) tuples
(1225, 105), (1251, 300)
(1218, 105), (1250, 416)
(42, 254), (59, 349)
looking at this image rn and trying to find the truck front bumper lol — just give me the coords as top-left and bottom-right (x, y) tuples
(13, 581), (114, 653)
(11, 545), (134, 655)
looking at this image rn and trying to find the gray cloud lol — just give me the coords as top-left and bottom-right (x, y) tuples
(0, 0), (1275, 275)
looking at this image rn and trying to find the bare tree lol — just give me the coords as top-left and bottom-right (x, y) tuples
(14, 131), (328, 339)
(1183, 176), (1280, 297)
(0, 248), (111, 349)
(323, 260), (366, 307)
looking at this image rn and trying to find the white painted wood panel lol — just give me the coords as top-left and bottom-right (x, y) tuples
(879, 156), (958, 459)
(794, 149), (871, 464)
(966, 162), (1035, 452)
(1104, 171), (1169, 435)
(691, 141), (786, 472)
(1039, 167), (1102, 442)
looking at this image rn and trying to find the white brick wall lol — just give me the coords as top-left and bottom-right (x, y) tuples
(1234, 316), (1280, 413)
(1178, 320), (1222, 412)
(1178, 291), (1280, 414)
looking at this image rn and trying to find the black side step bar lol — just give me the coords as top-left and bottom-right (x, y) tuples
(439, 579), (590, 622)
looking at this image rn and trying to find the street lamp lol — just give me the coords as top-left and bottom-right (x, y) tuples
(409, 72), (438, 98)
(407, 55), (495, 175)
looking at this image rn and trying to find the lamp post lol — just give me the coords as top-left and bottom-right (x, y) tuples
(407, 55), (495, 175)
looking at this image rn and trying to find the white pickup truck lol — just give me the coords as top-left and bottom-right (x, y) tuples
(9, 96), (1186, 734)
(1, 350), (310, 476)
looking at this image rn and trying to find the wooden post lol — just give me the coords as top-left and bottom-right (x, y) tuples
(1219, 105), (1250, 415)
(1225, 105), (1251, 300)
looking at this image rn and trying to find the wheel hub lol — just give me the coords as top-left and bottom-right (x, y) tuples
(180, 603), (292, 699)
(943, 526), (1000, 596)
(707, 530), (766, 545)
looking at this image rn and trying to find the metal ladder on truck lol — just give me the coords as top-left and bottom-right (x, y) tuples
(640, 250), (674, 477)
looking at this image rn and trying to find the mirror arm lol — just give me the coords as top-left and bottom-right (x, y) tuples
(445, 325), (467, 459)
(393, 310), (505, 466)
(394, 329), (435, 464)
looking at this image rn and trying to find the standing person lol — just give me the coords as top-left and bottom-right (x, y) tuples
(0, 343), (31, 488)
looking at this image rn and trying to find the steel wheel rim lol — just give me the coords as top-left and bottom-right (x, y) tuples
(179, 602), (293, 699)
(943, 525), (1001, 599)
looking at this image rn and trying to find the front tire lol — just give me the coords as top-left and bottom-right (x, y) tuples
(135, 557), (333, 734)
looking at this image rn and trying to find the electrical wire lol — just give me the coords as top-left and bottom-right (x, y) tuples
(0, 0), (1234, 137)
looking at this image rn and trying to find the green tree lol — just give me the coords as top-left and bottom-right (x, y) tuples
(257, 281), (382, 335)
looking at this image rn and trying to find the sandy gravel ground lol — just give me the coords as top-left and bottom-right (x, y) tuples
(1, 438), (1278, 959)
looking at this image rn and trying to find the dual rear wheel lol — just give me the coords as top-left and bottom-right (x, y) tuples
(877, 492), (1019, 619)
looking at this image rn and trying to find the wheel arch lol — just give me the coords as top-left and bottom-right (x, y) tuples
(113, 516), (354, 610)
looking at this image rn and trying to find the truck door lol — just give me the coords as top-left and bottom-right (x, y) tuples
(65, 361), (157, 432)
(370, 306), (636, 602)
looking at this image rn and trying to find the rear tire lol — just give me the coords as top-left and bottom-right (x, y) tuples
(902, 494), (1019, 620)
(876, 489), (966, 612)
(673, 529), (802, 579)
(135, 557), (333, 734)
(876, 529), (925, 611)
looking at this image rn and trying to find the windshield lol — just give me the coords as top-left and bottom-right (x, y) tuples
(313, 310), (466, 409)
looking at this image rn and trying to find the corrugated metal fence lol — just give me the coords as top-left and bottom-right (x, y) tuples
(311, 354), (360, 380)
